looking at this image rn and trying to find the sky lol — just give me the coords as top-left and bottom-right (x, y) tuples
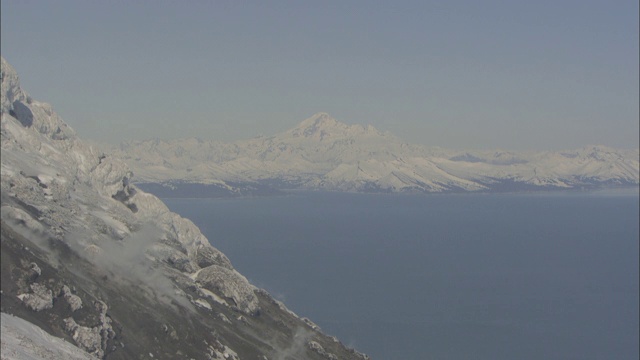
(1, 0), (638, 150)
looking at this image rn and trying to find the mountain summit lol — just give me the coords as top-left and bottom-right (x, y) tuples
(287, 112), (383, 141)
(296, 112), (339, 129)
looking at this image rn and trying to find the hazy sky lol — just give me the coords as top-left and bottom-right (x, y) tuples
(1, 0), (638, 150)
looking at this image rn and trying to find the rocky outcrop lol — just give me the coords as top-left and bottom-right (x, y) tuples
(17, 283), (53, 312)
(60, 285), (83, 312)
(63, 317), (104, 358)
(195, 265), (259, 315)
(196, 245), (233, 269)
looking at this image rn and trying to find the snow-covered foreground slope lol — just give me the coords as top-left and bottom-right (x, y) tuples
(1, 57), (369, 359)
(1, 313), (97, 360)
(110, 113), (639, 196)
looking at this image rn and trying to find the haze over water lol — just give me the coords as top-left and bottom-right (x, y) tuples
(164, 191), (639, 360)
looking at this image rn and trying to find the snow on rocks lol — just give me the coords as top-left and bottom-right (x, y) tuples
(89, 156), (134, 200)
(29, 262), (42, 277)
(131, 194), (220, 269)
(1, 53), (236, 290)
(63, 317), (104, 358)
(308, 340), (338, 360)
(1, 56), (374, 360)
(1, 58), (29, 120)
(63, 300), (115, 359)
(0, 205), (48, 235)
(196, 245), (233, 270)
(17, 283), (54, 312)
(207, 340), (240, 360)
(218, 313), (232, 324)
(193, 298), (212, 310)
(60, 285), (83, 312)
(1, 312), (98, 360)
(302, 317), (321, 331)
(196, 265), (259, 315)
(198, 287), (228, 306)
(147, 243), (197, 273)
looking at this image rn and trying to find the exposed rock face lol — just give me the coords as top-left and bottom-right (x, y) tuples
(196, 244), (233, 269)
(61, 285), (83, 312)
(195, 265), (259, 315)
(1, 57), (369, 359)
(17, 283), (53, 312)
(63, 317), (105, 359)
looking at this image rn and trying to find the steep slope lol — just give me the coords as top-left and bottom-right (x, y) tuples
(1, 57), (369, 360)
(112, 113), (639, 195)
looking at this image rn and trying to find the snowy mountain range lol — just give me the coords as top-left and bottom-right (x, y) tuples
(107, 113), (639, 196)
(1, 57), (369, 359)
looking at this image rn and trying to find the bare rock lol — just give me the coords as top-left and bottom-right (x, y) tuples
(207, 339), (240, 360)
(308, 341), (338, 360)
(64, 317), (104, 358)
(302, 317), (321, 331)
(196, 265), (259, 315)
(62, 300), (115, 359)
(196, 245), (232, 270)
(60, 285), (83, 312)
(29, 262), (42, 277)
(17, 283), (53, 312)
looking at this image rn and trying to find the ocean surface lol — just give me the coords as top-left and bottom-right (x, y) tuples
(162, 190), (639, 360)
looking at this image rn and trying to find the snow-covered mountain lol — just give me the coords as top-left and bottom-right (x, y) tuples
(1, 57), (369, 359)
(109, 113), (639, 196)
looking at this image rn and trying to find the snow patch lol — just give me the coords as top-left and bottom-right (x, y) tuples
(1, 312), (98, 360)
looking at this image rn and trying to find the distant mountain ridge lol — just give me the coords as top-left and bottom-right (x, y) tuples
(107, 113), (639, 196)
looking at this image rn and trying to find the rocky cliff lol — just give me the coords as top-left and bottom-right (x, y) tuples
(0, 56), (369, 360)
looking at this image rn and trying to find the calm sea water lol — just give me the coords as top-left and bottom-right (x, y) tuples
(163, 190), (639, 360)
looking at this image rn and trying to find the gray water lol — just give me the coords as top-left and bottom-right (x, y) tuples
(163, 191), (639, 360)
